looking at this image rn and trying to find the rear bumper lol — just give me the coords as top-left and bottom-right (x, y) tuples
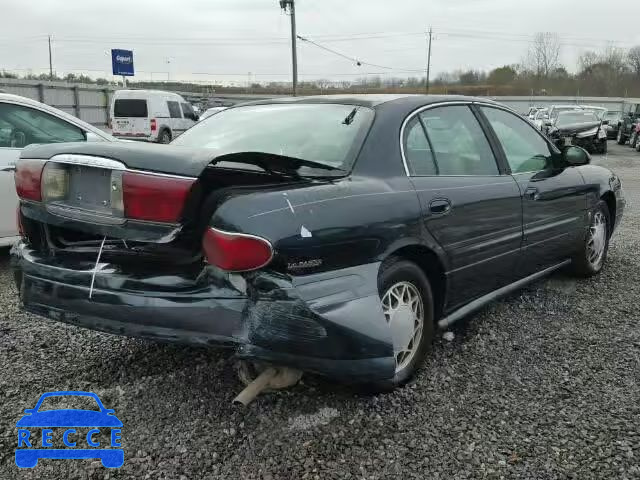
(11, 241), (394, 382)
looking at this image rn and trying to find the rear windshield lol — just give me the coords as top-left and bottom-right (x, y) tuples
(113, 99), (148, 118)
(172, 103), (375, 170)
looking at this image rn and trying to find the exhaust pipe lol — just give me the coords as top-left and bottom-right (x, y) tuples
(233, 365), (302, 406)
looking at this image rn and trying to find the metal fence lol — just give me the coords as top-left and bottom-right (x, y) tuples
(1, 78), (637, 127)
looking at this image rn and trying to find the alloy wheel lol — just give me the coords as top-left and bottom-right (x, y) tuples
(587, 211), (607, 269)
(381, 281), (424, 372)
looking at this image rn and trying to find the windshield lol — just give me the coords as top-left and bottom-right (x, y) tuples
(550, 107), (581, 119)
(172, 103), (375, 170)
(556, 111), (598, 126)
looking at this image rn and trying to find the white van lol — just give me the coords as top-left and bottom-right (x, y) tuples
(109, 90), (198, 143)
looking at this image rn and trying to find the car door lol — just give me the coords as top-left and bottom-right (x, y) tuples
(403, 104), (523, 310)
(0, 101), (87, 241)
(478, 105), (586, 276)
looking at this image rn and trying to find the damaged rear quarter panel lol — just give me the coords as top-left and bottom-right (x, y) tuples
(208, 172), (431, 380)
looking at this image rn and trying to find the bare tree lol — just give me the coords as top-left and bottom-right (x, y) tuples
(628, 46), (640, 76)
(525, 32), (561, 78)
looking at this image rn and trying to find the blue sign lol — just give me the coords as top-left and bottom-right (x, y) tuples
(111, 49), (134, 76)
(15, 391), (123, 469)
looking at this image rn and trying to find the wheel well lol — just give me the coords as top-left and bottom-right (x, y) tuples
(601, 191), (616, 234)
(384, 245), (447, 320)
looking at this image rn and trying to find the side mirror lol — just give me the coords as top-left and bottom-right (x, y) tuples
(544, 120), (553, 126)
(563, 146), (590, 166)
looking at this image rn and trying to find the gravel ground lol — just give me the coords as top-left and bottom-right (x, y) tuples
(1, 142), (639, 479)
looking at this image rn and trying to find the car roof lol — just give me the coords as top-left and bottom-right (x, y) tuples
(234, 94), (503, 110)
(0, 93), (113, 140)
(114, 89), (184, 99)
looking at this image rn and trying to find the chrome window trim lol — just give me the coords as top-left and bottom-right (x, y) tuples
(399, 100), (518, 178)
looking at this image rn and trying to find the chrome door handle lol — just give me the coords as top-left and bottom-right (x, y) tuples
(525, 187), (539, 200)
(429, 198), (452, 215)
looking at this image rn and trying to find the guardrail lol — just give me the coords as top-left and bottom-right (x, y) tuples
(1, 78), (635, 126)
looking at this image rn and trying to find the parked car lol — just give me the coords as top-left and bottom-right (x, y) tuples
(109, 90), (199, 144)
(603, 110), (622, 139)
(527, 107), (541, 120)
(616, 101), (640, 145)
(12, 95), (624, 390)
(198, 106), (227, 121)
(533, 108), (549, 130)
(0, 93), (113, 247)
(546, 110), (608, 154)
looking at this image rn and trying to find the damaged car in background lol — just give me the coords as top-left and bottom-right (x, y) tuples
(11, 95), (624, 398)
(546, 110), (609, 154)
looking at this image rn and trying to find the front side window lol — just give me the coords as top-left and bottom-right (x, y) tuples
(173, 103), (375, 170)
(419, 106), (499, 176)
(167, 101), (182, 118)
(181, 102), (196, 120)
(0, 102), (85, 148)
(481, 106), (553, 173)
(402, 117), (437, 176)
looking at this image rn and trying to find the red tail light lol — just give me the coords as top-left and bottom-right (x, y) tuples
(150, 118), (157, 132)
(202, 228), (273, 272)
(122, 172), (195, 223)
(15, 159), (45, 201)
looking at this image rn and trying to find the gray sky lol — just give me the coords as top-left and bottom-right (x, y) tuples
(0, 0), (636, 85)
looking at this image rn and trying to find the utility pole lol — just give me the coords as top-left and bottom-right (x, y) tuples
(279, 0), (298, 96)
(48, 35), (53, 80)
(425, 27), (432, 94)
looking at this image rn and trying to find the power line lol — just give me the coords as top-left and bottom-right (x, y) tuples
(297, 35), (424, 73)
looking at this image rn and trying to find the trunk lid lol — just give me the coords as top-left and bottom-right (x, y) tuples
(22, 141), (216, 177)
(18, 143), (312, 251)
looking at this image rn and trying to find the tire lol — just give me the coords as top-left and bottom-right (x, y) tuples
(616, 128), (626, 145)
(158, 129), (172, 144)
(365, 258), (435, 392)
(570, 200), (611, 277)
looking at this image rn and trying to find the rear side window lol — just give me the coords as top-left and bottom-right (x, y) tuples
(419, 106), (499, 176)
(113, 99), (148, 118)
(402, 117), (437, 175)
(167, 101), (182, 118)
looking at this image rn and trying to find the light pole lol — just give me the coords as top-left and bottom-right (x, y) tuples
(279, 0), (298, 96)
